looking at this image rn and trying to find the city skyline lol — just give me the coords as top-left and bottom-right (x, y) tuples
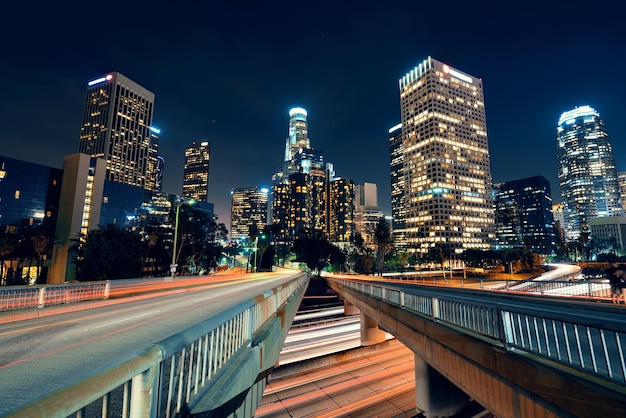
(1, 1), (624, 229)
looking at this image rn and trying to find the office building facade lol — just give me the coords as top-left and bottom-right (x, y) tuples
(230, 187), (269, 240)
(389, 123), (407, 248)
(557, 106), (622, 241)
(183, 141), (211, 202)
(78, 72), (158, 190)
(0, 156), (63, 230)
(399, 57), (495, 254)
(493, 176), (556, 253)
(354, 182), (384, 249)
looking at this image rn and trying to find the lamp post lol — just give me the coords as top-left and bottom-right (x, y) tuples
(253, 236), (259, 273)
(170, 198), (195, 278)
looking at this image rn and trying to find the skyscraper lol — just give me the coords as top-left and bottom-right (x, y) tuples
(557, 105), (622, 241)
(327, 178), (355, 243)
(183, 141), (211, 202)
(398, 57), (495, 254)
(78, 72), (157, 190)
(230, 187), (269, 240)
(493, 176), (556, 253)
(284, 107), (310, 165)
(389, 123), (406, 248)
(354, 183), (384, 249)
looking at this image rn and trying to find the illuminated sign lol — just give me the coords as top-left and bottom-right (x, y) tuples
(150, 127), (161, 134)
(88, 74), (113, 86)
(442, 64), (473, 84)
(388, 123), (402, 133)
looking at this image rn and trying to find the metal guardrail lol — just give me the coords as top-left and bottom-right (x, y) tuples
(383, 275), (612, 300)
(332, 278), (626, 390)
(0, 282), (110, 311)
(3, 273), (309, 418)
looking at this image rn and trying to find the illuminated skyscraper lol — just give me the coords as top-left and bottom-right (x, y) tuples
(617, 171), (626, 216)
(183, 141), (211, 202)
(354, 182), (384, 249)
(557, 106), (622, 241)
(493, 176), (556, 253)
(399, 57), (495, 254)
(230, 187), (268, 240)
(78, 72), (158, 190)
(328, 178), (355, 243)
(388, 123), (406, 248)
(284, 107), (310, 164)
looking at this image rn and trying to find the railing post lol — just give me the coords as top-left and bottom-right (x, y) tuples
(431, 297), (439, 320)
(129, 365), (160, 418)
(38, 287), (46, 308)
(104, 280), (111, 299)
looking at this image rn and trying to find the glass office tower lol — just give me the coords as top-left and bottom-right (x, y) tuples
(389, 123), (406, 249)
(399, 57), (495, 254)
(78, 72), (158, 190)
(557, 105), (622, 241)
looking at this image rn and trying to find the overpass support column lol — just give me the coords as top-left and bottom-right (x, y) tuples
(344, 300), (360, 315)
(414, 354), (468, 418)
(360, 312), (386, 346)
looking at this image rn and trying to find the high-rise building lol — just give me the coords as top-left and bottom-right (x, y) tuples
(552, 203), (565, 245)
(328, 178), (355, 243)
(0, 155), (62, 229)
(493, 176), (556, 253)
(288, 172), (312, 238)
(183, 141), (211, 202)
(389, 123), (406, 248)
(230, 187), (269, 240)
(78, 72), (158, 190)
(557, 105), (622, 241)
(271, 183), (291, 242)
(354, 182), (384, 249)
(284, 107), (310, 166)
(398, 57), (495, 254)
(617, 172), (626, 214)
(146, 127), (161, 192)
(155, 155), (165, 192)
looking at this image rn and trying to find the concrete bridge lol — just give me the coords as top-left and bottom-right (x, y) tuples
(327, 275), (626, 418)
(1, 271), (308, 418)
(3, 269), (626, 418)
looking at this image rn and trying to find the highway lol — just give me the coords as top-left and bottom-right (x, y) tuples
(0, 270), (301, 415)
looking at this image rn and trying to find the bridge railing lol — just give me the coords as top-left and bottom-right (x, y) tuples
(332, 278), (626, 390)
(3, 273), (309, 418)
(384, 274), (612, 300)
(0, 281), (110, 311)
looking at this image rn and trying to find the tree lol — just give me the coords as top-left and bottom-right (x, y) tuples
(373, 219), (391, 276)
(0, 235), (16, 286)
(74, 224), (143, 281)
(291, 236), (341, 275)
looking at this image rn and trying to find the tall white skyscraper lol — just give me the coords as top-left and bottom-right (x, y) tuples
(78, 72), (157, 190)
(284, 107), (310, 163)
(398, 57), (495, 254)
(557, 105), (622, 241)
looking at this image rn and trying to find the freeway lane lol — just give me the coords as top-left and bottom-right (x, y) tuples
(0, 270), (302, 415)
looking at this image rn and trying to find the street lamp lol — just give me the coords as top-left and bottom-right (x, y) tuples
(170, 197), (195, 278)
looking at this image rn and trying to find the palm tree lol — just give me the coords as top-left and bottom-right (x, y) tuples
(247, 223), (259, 272)
(373, 219), (391, 276)
(31, 233), (51, 283)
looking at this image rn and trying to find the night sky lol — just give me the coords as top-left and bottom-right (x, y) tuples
(1, 1), (624, 230)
